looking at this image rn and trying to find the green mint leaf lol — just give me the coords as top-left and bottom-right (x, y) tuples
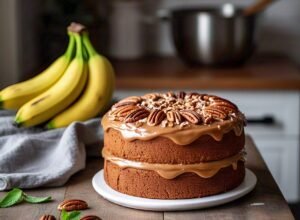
(23, 193), (52, 203)
(61, 209), (69, 220)
(0, 188), (23, 208)
(68, 211), (81, 220)
(61, 209), (81, 220)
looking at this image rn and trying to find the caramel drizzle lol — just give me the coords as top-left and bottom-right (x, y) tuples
(102, 113), (244, 145)
(102, 148), (246, 179)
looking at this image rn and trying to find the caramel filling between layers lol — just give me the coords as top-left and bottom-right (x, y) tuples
(102, 113), (244, 145)
(102, 148), (246, 179)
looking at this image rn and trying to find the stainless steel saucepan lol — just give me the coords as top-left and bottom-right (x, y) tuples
(170, 0), (273, 66)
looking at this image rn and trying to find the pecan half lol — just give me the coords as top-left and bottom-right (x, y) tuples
(112, 101), (136, 109)
(180, 110), (202, 124)
(209, 96), (236, 105)
(39, 215), (56, 220)
(125, 108), (150, 123)
(147, 109), (166, 126)
(112, 96), (141, 108)
(203, 106), (227, 120)
(167, 111), (182, 125)
(80, 216), (102, 220)
(57, 199), (88, 211)
(120, 96), (141, 103)
(142, 93), (160, 100)
(210, 99), (238, 113)
(110, 105), (138, 117)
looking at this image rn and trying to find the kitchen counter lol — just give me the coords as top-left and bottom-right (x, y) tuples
(114, 56), (300, 90)
(0, 136), (294, 220)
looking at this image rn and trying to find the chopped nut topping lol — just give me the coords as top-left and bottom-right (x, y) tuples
(109, 92), (242, 127)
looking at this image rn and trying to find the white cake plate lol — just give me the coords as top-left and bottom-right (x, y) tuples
(92, 168), (257, 211)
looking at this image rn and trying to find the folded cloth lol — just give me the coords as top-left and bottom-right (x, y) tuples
(0, 110), (103, 191)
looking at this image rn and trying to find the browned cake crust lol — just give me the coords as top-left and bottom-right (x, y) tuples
(104, 129), (245, 164)
(104, 160), (245, 199)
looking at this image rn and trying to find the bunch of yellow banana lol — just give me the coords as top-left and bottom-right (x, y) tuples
(0, 33), (75, 110)
(0, 23), (115, 128)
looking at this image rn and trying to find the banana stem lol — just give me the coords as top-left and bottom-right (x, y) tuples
(74, 33), (83, 59)
(64, 33), (75, 59)
(82, 33), (97, 57)
(82, 39), (89, 61)
(14, 117), (22, 127)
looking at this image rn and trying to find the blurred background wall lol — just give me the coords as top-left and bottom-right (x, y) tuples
(0, 0), (299, 88)
(0, 0), (21, 87)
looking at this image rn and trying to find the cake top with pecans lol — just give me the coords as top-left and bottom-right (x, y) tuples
(107, 92), (245, 128)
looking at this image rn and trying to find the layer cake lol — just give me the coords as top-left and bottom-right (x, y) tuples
(101, 92), (246, 199)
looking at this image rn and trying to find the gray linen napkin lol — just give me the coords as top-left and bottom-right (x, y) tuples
(0, 110), (103, 191)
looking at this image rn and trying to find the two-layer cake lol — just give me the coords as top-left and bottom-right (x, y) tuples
(101, 92), (246, 199)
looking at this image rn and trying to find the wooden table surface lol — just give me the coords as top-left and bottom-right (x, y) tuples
(113, 56), (300, 90)
(0, 137), (294, 220)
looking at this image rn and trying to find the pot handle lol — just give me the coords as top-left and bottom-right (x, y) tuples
(243, 0), (274, 16)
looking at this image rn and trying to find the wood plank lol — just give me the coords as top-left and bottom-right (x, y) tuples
(113, 56), (300, 90)
(164, 137), (294, 220)
(63, 158), (163, 220)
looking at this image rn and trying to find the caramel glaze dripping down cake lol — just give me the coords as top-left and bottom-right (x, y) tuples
(101, 92), (247, 199)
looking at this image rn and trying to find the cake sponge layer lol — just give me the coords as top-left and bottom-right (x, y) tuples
(104, 128), (245, 164)
(104, 160), (245, 199)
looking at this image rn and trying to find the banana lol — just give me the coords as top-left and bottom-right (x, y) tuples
(0, 33), (75, 110)
(47, 32), (115, 128)
(14, 33), (87, 127)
